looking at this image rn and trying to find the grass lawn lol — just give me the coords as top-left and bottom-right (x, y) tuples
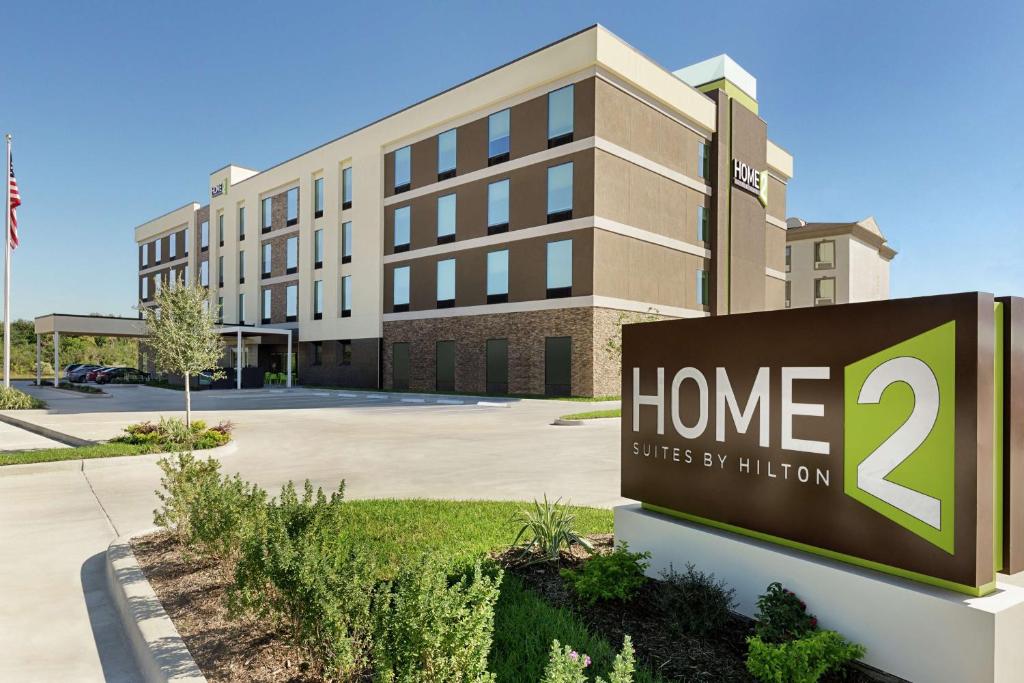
(0, 442), (151, 466)
(560, 408), (622, 420)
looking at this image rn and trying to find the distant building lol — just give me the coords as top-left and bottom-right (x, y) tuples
(784, 217), (896, 308)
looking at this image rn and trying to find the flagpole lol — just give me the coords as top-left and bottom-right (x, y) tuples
(3, 133), (11, 388)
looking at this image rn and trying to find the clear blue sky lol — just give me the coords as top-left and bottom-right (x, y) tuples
(4, 0), (1022, 320)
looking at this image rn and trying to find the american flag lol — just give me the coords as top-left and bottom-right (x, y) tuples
(8, 156), (20, 250)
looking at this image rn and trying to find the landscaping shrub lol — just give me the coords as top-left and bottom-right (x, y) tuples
(115, 416), (232, 451)
(153, 452), (224, 545)
(0, 385), (44, 409)
(371, 558), (502, 682)
(753, 582), (817, 643)
(540, 636), (636, 683)
(561, 543), (650, 605)
(660, 563), (736, 637)
(746, 630), (865, 683)
(512, 495), (594, 564)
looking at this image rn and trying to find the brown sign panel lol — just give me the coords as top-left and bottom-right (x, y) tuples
(998, 297), (1024, 573)
(621, 293), (1000, 594)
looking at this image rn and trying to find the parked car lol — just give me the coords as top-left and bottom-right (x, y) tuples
(63, 363), (85, 379)
(95, 367), (150, 384)
(67, 364), (102, 383)
(85, 366), (115, 382)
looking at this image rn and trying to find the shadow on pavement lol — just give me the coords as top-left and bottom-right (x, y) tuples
(81, 551), (141, 682)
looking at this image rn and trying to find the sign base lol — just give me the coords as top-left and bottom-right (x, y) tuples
(615, 504), (1024, 683)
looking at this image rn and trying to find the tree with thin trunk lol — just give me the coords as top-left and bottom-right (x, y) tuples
(141, 279), (224, 427)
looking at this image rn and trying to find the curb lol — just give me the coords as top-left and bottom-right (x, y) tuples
(107, 531), (207, 682)
(0, 440), (239, 477)
(0, 412), (94, 447)
(552, 418), (585, 426)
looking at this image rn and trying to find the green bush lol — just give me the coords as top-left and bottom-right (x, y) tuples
(512, 495), (594, 565)
(660, 563), (736, 637)
(0, 386), (44, 409)
(746, 630), (865, 683)
(153, 452), (223, 545)
(561, 543), (649, 605)
(371, 558), (502, 682)
(540, 636), (636, 683)
(753, 582), (817, 643)
(115, 416), (231, 451)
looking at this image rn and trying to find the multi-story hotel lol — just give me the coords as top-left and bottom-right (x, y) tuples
(133, 25), (795, 397)
(784, 216), (896, 309)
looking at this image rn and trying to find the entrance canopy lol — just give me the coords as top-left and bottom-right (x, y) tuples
(32, 313), (296, 389)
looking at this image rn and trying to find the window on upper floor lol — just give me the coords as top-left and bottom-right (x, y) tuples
(238, 292), (246, 324)
(394, 206), (411, 252)
(141, 244), (149, 267)
(696, 269), (709, 307)
(314, 228), (323, 269)
(393, 266), (410, 312)
(546, 162), (573, 222)
(218, 213), (224, 246)
(342, 221), (353, 263)
(698, 141), (710, 179)
(200, 221), (209, 250)
(437, 194), (456, 243)
(487, 179), (509, 234)
(218, 255), (224, 288)
(286, 236), (298, 274)
(238, 206), (246, 240)
(262, 243), (272, 277)
(286, 284), (298, 321)
(785, 245), (792, 273)
(313, 280), (323, 320)
(814, 240), (835, 269)
(314, 177), (324, 218)
(394, 146), (411, 193)
(262, 197), (272, 232)
(342, 166), (353, 209)
(785, 280), (791, 309)
(200, 260), (209, 287)
(286, 188), (299, 226)
(341, 275), (352, 317)
(698, 205), (709, 242)
(169, 234), (177, 260)
(487, 249), (509, 304)
(547, 84), (574, 147)
(437, 129), (457, 180)
(217, 296), (224, 324)
(436, 258), (455, 308)
(155, 238), (162, 263)
(546, 239), (572, 299)
(262, 288), (271, 323)
(184, 228), (190, 257)
(239, 251), (245, 284)
(815, 277), (835, 305)
(141, 276), (149, 300)
(488, 109), (510, 165)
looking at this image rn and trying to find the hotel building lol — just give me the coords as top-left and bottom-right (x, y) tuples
(133, 25), (794, 396)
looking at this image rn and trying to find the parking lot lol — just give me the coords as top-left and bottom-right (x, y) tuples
(0, 381), (623, 681)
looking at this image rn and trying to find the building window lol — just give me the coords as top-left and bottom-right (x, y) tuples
(200, 260), (209, 287)
(547, 84), (574, 147)
(314, 177), (324, 218)
(141, 276), (149, 300)
(394, 206), (411, 252)
(341, 275), (352, 317)
(183, 265), (189, 284)
(217, 297), (224, 324)
(785, 280), (791, 309)
(285, 188), (299, 226)
(814, 240), (835, 269)
(141, 244), (148, 267)
(547, 162), (573, 222)
(183, 228), (190, 257)
(313, 280), (323, 320)
(815, 277), (836, 305)
(487, 249), (509, 304)
(262, 243), (272, 278)
(437, 194), (456, 243)
(218, 255), (224, 288)
(488, 109), (510, 165)
(338, 340), (352, 366)
(696, 269), (709, 307)
(546, 239), (572, 298)
(698, 141), (710, 179)
(238, 206), (246, 241)
(486, 339), (508, 394)
(544, 336), (572, 397)
(238, 293), (246, 324)
(262, 288), (271, 324)
(394, 146), (411, 193)
(169, 234), (177, 260)
(314, 228), (323, 269)
(154, 273), (162, 294)
(218, 213), (224, 246)
(286, 236), (298, 274)
(342, 166), (352, 209)
(342, 221), (352, 263)
(168, 268), (176, 289)
(785, 245), (792, 273)
(437, 129), (457, 180)
(393, 342), (410, 390)
(238, 250), (245, 284)
(436, 258), (455, 308)
(286, 284), (298, 321)
(487, 179), (509, 234)
(311, 341), (323, 366)
(697, 205), (709, 242)
(155, 238), (162, 264)
(262, 197), (272, 232)
(393, 266), (410, 313)
(436, 340), (456, 392)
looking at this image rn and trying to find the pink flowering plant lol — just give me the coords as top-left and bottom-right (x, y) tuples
(540, 636), (635, 683)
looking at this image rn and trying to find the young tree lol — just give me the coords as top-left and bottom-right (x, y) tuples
(141, 280), (225, 427)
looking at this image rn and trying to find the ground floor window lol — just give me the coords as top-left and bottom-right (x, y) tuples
(486, 338), (508, 395)
(392, 342), (410, 390)
(544, 336), (571, 397)
(312, 341), (322, 366)
(338, 340), (352, 366)
(436, 340), (455, 392)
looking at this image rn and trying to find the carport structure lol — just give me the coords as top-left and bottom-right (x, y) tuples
(33, 314), (294, 389)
